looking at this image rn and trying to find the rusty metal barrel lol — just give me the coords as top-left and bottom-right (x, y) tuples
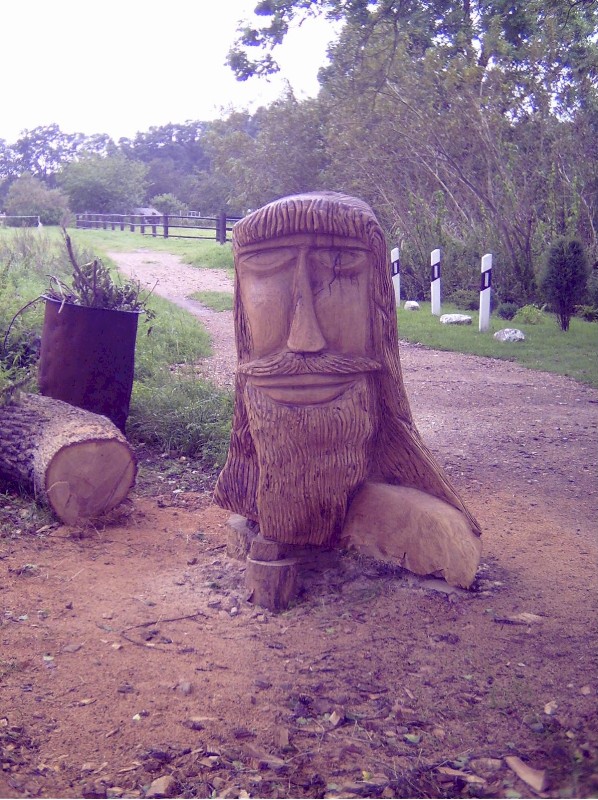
(38, 298), (140, 433)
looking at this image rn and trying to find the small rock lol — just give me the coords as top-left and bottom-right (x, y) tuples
(145, 775), (178, 798)
(107, 789), (124, 799)
(182, 717), (205, 731)
(469, 757), (502, 775)
(329, 709), (344, 728)
(177, 680), (193, 696)
(494, 327), (525, 342)
(580, 685), (593, 696)
(117, 682), (135, 694)
(230, 606), (239, 616)
(81, 780), (107, 799)
(440, 313), (472, 325)
(404, 301), (420, 311)
(544, 700), (558, 715)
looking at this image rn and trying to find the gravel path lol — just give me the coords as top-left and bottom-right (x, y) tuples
(108, 249), (236, 388)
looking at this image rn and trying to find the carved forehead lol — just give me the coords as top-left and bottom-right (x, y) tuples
(236, 233), (372, 256)
(233, 192), (382, 251)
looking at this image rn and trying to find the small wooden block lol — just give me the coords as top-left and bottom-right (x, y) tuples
(249, 536), (287, 561)
(246, 558), (299, 611)
(226, 515), (257, 561)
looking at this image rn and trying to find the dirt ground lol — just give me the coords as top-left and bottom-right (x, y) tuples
(1, 250), (597, 800)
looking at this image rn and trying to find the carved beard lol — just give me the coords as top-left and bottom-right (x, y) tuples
(244, 376), (378, 547)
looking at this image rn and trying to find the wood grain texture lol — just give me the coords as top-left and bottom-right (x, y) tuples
(1, 394), (136, 523)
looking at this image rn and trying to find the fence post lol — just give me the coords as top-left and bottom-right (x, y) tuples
(217, 211), (227, 244)
(163, 215), (169, 239)
(151, 217), (157, 237)
(479, 253), (492, 332)
(430, 248), (441, 316)
(391, 247), (401, 306)
(129, 215), (135, 232)
(120, 216), (125, 232)
(140, 216), (145, 235)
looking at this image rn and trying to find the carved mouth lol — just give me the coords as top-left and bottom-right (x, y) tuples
(249, 373), (358, 404)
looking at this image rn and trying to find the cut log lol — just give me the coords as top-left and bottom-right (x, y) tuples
(0, 393), (136, 524)
(246, 557), (299, 611)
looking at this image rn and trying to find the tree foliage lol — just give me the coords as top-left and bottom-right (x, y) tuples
(59, 154), (148, 214)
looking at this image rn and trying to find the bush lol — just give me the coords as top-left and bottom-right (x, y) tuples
(497, 302), (519, 320)
(448, 289), (479, 310)
(5, 174), (71, 226)
(587, 268), (598, 308)
(575, 305), (598, 322)
(513, 304), (545, 325)
(540, 237), (589, 332)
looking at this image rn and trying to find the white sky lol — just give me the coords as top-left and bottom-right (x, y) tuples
(1, 0), (338, 144)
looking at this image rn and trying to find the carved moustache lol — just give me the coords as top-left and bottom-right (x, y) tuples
(238, 351), (382, 377)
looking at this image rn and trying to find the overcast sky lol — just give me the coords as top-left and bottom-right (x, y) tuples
(2, 0), (338, 144)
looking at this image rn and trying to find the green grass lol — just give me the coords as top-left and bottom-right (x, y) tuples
(69, 228), (234, 272)
(189, 290), (234, 311)
(397, 302), (598, 387)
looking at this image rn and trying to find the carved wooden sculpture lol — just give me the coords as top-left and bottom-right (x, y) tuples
(214, 192), (481, 608)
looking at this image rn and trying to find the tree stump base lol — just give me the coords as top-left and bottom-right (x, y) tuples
(245, 557), (299, 611)
(226, 515), (339, 610)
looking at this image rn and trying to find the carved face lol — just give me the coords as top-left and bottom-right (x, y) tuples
(236, 233), (373, 405)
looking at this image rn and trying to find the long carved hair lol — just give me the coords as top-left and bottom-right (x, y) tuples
(214, 192), (480, 537)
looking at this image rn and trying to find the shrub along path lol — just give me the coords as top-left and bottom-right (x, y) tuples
(1, 250), (597, 799)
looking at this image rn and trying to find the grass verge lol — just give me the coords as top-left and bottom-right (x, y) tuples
(397, 302), (598, 388)
(189, 290), (234, 311)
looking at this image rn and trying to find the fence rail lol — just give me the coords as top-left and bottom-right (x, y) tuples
(76, 212), (241, 244)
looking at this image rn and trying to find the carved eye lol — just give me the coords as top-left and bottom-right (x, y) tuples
(238, 249), (296, 275)
(311, 249), (368, 275)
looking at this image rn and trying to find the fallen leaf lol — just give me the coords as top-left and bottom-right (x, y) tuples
(403, 733), (421, 744)
(436, 767), (485, 785)
(494, 612), (544, 625)
(505, 755), (547, 792)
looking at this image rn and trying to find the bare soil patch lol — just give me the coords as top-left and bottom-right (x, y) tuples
(1, 250), (597, 799)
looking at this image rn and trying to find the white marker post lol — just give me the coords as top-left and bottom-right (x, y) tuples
(391, 247), (400, 306)
(430, 248), (441, 316)
(479, 253), (492, 332)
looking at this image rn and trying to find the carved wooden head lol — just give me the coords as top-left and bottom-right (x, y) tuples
(214, 192), (480, 545)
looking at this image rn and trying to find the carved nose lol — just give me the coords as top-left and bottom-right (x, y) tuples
(287, 253), (326, 353)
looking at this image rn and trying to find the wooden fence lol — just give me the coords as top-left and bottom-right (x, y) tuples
(75, 212), (241, 244)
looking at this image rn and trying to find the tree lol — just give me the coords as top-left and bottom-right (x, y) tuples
(5, 173), (70, 225)
(12, 125), (81, 183)
(150, 193), (187, 215)
(541, 237), (589, 331)
(59, 154), (148, 213)
(228, 1), (598, 304)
